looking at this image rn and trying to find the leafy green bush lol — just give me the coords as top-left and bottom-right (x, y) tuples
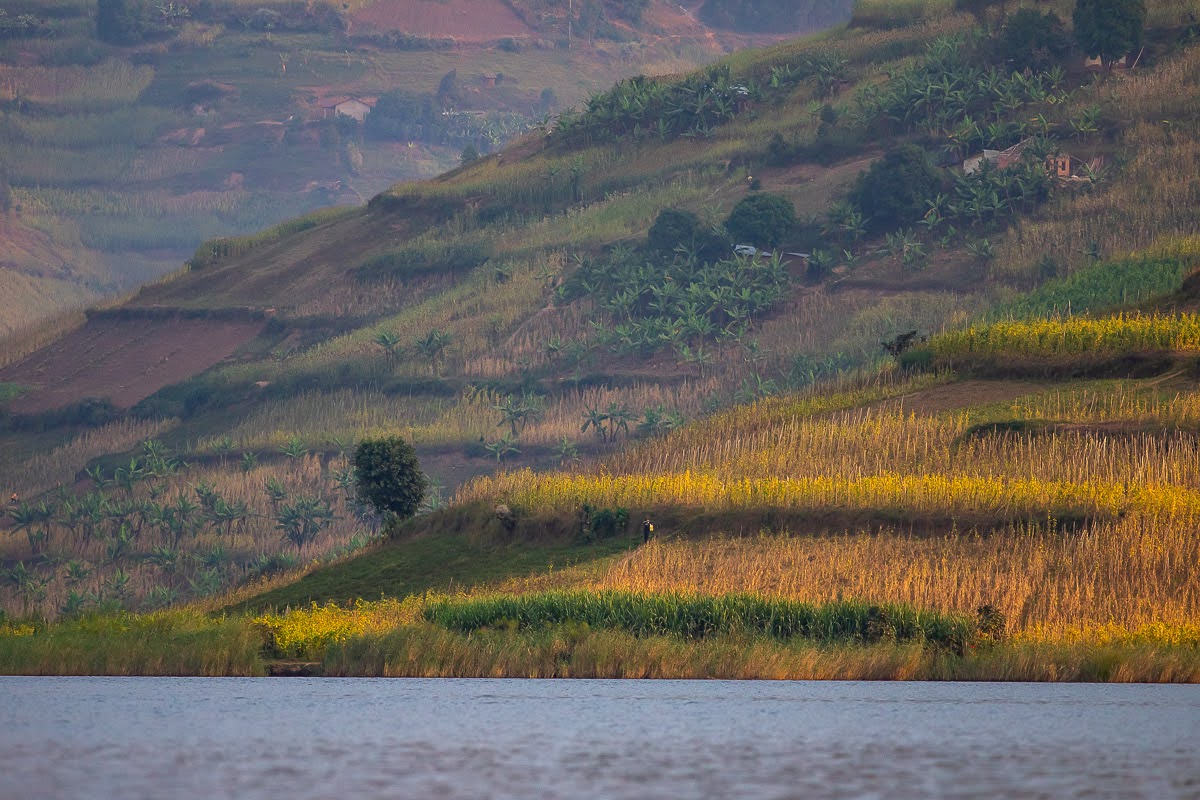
(645, 208), (729, 262)
(353, 436), (428, 524)
(1073, 0), (1145, 68)
(724, 193), (796, 249)
(999, 8), (1073, 71)
(850, 145), (945, 233)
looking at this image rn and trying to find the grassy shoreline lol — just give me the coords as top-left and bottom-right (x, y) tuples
(3, 594), (1197, 682)
(323, 626), (1200, 682)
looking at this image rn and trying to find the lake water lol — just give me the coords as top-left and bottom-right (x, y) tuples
(1, 678), (1198, 799)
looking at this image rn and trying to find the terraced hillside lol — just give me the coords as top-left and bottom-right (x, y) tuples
(0, 0), (751, 336)
(1, 0), (1199, 636)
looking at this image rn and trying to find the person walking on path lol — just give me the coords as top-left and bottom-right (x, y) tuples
(642, 518), (654, 544)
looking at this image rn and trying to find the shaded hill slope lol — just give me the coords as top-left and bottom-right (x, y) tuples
(0, 0), (751, 334)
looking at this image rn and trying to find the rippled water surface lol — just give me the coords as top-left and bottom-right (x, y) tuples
(2, 678), (1198, 799)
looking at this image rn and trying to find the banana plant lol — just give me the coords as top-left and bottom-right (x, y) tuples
(276, 495), (336, 554)
(581, 406), (610, 443)
(484, 434), (520, 463)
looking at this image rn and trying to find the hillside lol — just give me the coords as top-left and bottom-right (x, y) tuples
(0, 0), (767, 339)
(1, 0), (1199, 642)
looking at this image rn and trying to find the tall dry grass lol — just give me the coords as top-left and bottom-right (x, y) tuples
(995, 45), (1200, 280)
(579, 521), (1200, 637)
(0, 305), (88, 368)
(0, 418), (176, 497)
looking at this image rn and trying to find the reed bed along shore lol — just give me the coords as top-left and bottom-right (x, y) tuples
(261, 586), (1200, 682)
(6, 612), (1195, 681)
(0, 611), (265, 676)
(321, 626), (1200, 682)
(3, 575), (1197, 680)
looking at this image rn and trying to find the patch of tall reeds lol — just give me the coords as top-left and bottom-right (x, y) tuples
(0, 611), (265, 676)
(322, 623), (1200, 681)
(423, 590), (975, 648)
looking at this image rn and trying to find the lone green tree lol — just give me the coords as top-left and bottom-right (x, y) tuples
(1073, 0), (1145, 71)
(724, 193), (796, 250)
(352, 436), (428, 524)
(647, 208), (700, 257)
(96, 0), (153, 43)
(851, 145), (945, 233)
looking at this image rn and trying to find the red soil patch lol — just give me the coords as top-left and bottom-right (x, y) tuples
(0, 316), (264, 414)
(353, 0), (532, 39)
(0, 217), (73, 280)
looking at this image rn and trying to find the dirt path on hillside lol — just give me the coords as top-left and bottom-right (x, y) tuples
(0, 317), (264, 413)
(870, 379), (1047, 417)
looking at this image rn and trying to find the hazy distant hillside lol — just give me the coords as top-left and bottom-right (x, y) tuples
(699, 0), (853, 32)
(0, 0), (751, 337)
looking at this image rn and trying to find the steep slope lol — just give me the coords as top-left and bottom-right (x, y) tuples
(0, 0), (756, 334)
(2, 0), (1199, 621)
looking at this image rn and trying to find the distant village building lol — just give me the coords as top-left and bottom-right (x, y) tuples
(1083, 48), (1142, 72)
(961, 138), (1104, 183)
(962, 139), (1034, 175)
(322, 97), (376, 122)
(731, 84), (753, 113)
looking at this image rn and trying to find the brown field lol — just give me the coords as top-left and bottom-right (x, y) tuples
(0, 316), (264, 413)
(353, 0), (533, 39)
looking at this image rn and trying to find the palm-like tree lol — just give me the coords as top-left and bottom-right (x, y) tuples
(581, 406), (610, 443)
(374, 331), (402, 360)
(604, 403), (634, 442)
(276, 496), (336, 555)
(415, 329), (452, 376)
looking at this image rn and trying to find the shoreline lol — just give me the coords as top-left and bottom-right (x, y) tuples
(4, 620), (1198, 682)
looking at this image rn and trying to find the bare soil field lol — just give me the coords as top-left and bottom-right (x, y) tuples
(0, 317), (264, 413)
(353, 0), (532, 39)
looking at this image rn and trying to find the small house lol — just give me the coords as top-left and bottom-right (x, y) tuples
(1083, 47), (1143, 72)
(730, 84), (753, 113)
(962, 139), (1033, 175)
(1048, 153), (1073, 179)
(482, 73), (499, 88)
(322, 97), (376, 122)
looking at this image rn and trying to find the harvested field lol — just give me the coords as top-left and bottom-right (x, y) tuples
(870, 379), (1046, 417)
(0, 316), (264, 413)
(354, 0), (532, 39)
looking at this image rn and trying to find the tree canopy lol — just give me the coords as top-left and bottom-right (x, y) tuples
(999, 8), (1072, 71)
(850, 145), (945, 233)
(352, 436), (427, 523)
(1073, 0), (1145, 69)
(724, 193), (797, 250)
(645, 209), (728, 263)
